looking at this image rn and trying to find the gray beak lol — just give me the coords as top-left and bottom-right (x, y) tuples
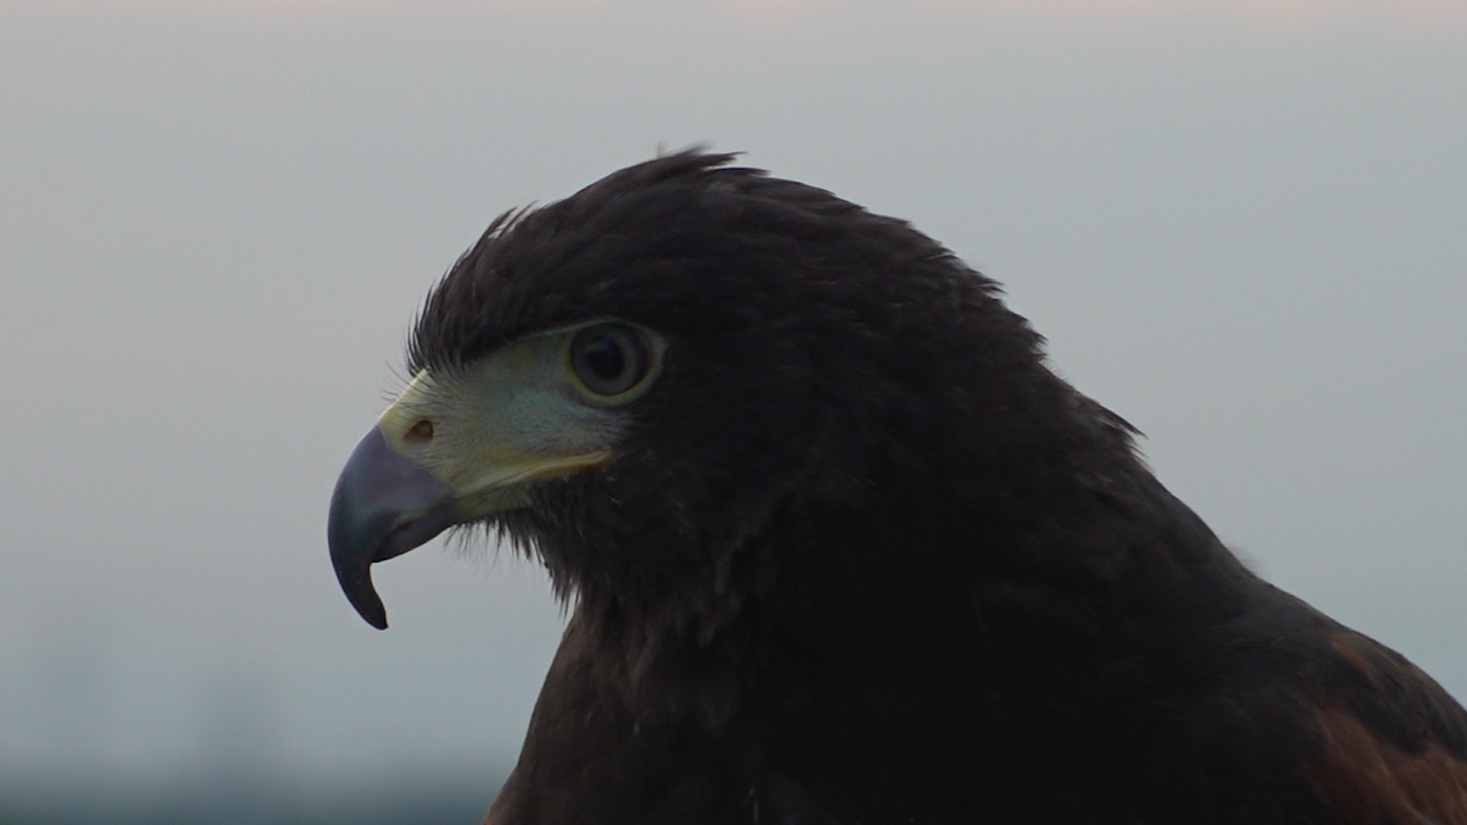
(327, 427), (460, 629)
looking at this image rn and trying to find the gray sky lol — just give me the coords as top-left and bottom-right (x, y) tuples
(1, 0), (1464, 789)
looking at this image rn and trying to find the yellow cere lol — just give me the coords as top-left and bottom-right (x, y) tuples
(372, 324), (659, 514)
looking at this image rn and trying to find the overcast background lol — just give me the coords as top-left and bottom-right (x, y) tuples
(1, 0), (1464, 816)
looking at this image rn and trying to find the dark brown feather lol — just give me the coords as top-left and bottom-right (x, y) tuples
(393, 151), (1466, 825)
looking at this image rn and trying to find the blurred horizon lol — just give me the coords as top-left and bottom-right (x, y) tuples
(1, 0), (1463, 818)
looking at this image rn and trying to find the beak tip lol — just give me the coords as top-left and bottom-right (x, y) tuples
(353, 589), (390, 630)
(334, 560), (391, 630)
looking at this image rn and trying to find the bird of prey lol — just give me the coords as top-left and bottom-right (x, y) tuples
(328, 150), (1467, 824)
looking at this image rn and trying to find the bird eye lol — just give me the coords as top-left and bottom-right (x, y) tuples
(568, 323), (654, 398)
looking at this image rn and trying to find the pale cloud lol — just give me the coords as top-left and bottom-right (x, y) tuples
(15, 0), (1467, 25)
(765, 0), (1467, 27)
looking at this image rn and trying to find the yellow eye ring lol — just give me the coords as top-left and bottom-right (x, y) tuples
(564, 322), (660, 401)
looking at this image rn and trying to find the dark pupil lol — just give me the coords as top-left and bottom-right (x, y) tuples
(573, 324), (649, 396)
(584, 334), (626, 382)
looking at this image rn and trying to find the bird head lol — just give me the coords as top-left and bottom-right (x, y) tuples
(328, 150), (1058, 631)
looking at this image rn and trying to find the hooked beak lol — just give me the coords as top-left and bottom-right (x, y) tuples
(327, 428), (459, 629)
(327, 340), (639, 629)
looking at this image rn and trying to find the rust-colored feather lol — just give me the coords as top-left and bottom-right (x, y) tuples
(1307, 633), (1467, 825)
(1310, 706), (1467, 825)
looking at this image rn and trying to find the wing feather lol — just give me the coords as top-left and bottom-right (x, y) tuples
(1306, 632), (1467, 825)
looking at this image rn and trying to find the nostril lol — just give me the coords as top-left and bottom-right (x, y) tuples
(404, 419), (434, 444)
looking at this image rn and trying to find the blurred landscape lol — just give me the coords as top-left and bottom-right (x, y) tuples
(0, 634), (505, 822)
(1, 769), (501, 825)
